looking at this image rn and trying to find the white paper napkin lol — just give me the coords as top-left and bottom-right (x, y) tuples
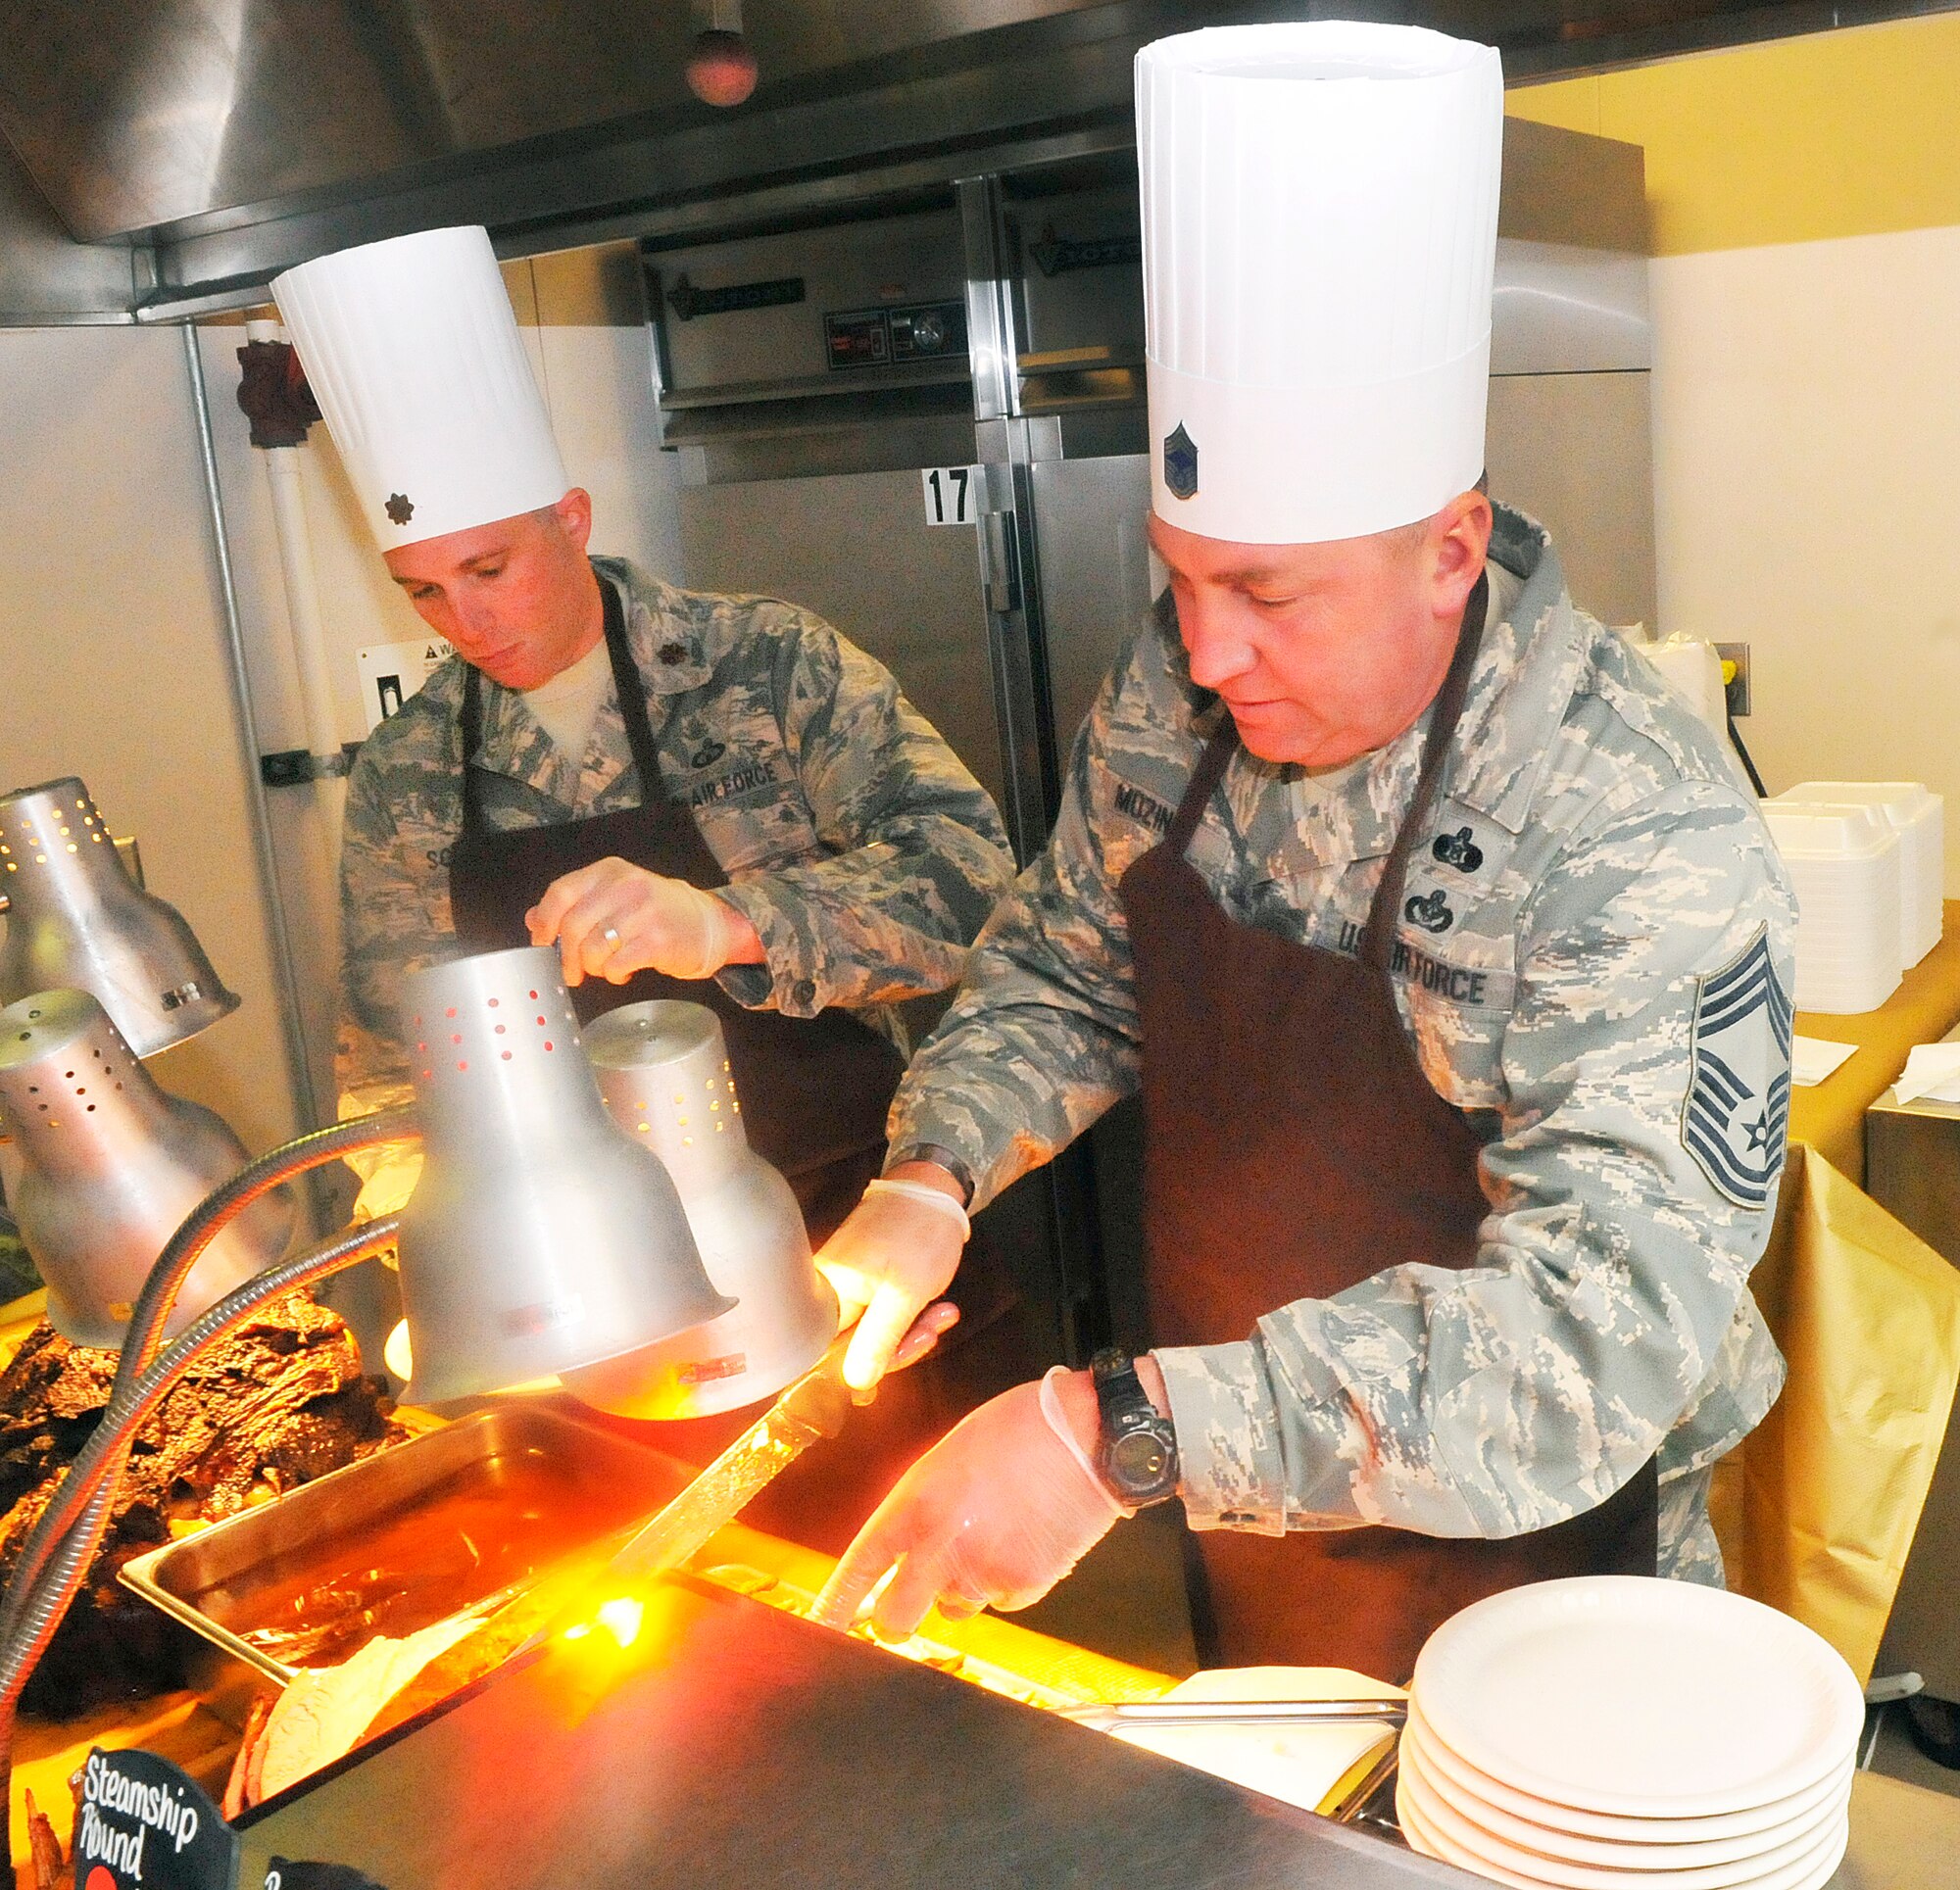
(1790, 1037), (1857, 1087)
(1893, 1043), (1960, 1104)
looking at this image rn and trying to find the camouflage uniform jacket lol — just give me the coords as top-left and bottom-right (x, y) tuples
(337, 557), (1016, 1117)
(892, 506), (1796, 1552)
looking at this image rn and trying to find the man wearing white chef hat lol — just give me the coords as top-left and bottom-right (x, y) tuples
(275, 226), (1024, 1536)
(274, 224), (1012, 1230)
(811, 22), (1797, 1680)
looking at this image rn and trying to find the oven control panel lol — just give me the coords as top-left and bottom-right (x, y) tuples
(823, 299), (967, 370)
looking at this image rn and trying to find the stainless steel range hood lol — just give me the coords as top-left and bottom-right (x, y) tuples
(0, 0), (1936, 325)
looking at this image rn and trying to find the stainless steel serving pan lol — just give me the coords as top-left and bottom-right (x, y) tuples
(120, 1403), (697, 1685)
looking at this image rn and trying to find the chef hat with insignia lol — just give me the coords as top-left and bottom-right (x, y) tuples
(272, 225), (569, 552)
(1137, 23), (1502, 545)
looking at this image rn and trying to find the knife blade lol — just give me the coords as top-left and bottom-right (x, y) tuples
(518, 1331), (858, 1649)
(1057, 1699), (1407, 1732)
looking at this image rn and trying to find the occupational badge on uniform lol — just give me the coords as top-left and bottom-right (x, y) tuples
(384, 493), (415, 525)
(1682, 928), (1792, 1209)
(691, 740), (727, 769)
(1163, 423), (1198, 500)
(1403, 888), (1454, 935)
(1432, 826), (1486, 873)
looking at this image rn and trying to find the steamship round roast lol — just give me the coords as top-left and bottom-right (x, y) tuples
(0, 1292), (404, 1716)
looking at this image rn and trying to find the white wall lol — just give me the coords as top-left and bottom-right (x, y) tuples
(0, 327), (302, 1152)
(1645, 223), (1960, 877)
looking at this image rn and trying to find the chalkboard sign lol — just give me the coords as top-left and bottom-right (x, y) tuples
(73, 1748), (237, 1890)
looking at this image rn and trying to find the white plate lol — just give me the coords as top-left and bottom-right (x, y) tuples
(1398, 1741), (1849, 1890)
(1397, 1780), (1850, 1890)
(1400, 1727), (1851, 1873)
(1406, 1701), (1855, 1845)
(1410, 1577), (1864, 1817)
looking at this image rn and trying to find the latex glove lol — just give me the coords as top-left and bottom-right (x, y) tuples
(337, 1090), (421, 1236)
(351, 1150), (422, 1228)
(812, 1370), (1125, 1640)
(817, 1167), (969, 1392)
(525, 856), (758, 986)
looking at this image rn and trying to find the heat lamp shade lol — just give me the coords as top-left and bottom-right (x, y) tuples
(0, 778), (239, 1058)
(393, 948), (732, 1407)
(563, 1000), (835, 1420)
(0, 990), (294, 1346)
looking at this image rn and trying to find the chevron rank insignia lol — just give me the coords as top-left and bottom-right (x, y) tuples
(1682, 929), (1792, 1209)
(1163, 423), (1198, 501)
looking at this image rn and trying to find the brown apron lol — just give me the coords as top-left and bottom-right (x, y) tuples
(447, 567), (1022, 1551)
(448, 569), (904, 1201)
(1119, 573), (1657, 1684)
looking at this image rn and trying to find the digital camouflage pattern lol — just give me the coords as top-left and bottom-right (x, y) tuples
(1656, 1465), (1725, 1586)
(891, 507), (1796, 1573)
(337, 557), (1016, 1127)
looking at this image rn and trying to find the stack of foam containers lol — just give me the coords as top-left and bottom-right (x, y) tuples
(1759, 801), (1903, 1014)
(1773, 783), (1944, 971)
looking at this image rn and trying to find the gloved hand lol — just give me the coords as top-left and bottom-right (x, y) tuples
(338, 1090), (421, 1237)
(812, 1370), (1126, 1640)
(352, 1150), (422, 1227)
(525, 856), (757, 986)
(817, 1168), (970, 1392)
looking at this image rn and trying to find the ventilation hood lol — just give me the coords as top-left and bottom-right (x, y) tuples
(0, 0), (1924, 323)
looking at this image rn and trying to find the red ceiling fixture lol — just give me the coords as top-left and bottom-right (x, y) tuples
(686, 0), (759, 108)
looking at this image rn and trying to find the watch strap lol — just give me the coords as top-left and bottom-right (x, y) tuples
(1091, 1348), (1153, 1426)
(884, 1142), (975, 1208)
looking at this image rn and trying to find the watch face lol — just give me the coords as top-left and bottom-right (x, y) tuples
(1107, 1428), (1173, 1491)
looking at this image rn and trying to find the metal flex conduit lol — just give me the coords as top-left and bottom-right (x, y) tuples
(0, 1108), (417, 1860)
(0, 1108), (416, 1648)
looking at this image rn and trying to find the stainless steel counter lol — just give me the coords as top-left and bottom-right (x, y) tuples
(224, 1562), (1960, 1888)
(234, 1572), (1483, 1888)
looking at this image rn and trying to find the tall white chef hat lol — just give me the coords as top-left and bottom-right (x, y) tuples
(271, 225), (569, 553)
(1137, 23), (1503, 546)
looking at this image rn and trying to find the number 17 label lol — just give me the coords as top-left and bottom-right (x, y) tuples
(920, 466), (979, 527)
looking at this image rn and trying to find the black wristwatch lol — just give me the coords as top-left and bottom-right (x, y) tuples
(1092, 1349), (1180, 1507)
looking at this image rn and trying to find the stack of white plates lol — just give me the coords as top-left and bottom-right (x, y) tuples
(1774, 782), (1944, 972)
(1760, 802), (1903, 1013)
(1397, 1578), (1864, 1888)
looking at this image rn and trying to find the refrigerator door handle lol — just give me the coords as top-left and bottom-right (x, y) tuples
(980, 509), (1019, 615)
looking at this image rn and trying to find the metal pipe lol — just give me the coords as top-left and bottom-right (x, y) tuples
(181, 319), (323, 1136)
(244, 315), (350, 854)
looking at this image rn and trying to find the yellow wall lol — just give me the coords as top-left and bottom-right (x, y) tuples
(1506, 14), (1960, 886)
(1508, 13), (1960, 255)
